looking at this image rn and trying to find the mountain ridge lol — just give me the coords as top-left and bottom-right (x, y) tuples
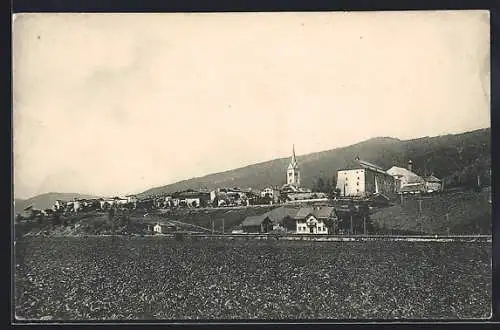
(138, 127), (491, 197)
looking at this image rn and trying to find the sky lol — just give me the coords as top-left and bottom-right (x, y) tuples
(12, 11), (490, 199)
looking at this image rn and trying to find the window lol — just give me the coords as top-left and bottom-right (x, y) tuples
(357, 182), (359, 186)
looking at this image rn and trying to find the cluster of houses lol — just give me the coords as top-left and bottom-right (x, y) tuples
(50, 195), (139, 214)
(19, 144), (446, 236)
(223, 148), (446, 235)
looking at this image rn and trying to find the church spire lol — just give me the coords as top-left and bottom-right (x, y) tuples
(292, 144), (296, 164)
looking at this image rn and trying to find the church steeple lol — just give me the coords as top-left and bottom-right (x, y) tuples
(286, 144), (300, 187)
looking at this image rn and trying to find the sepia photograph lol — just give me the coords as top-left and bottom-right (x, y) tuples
(12, 10), (492, 321)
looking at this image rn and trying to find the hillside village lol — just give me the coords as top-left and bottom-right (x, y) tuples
(15, 142), (492, 237)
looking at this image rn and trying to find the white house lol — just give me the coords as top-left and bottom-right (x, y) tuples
(293, 206), (336, 234)
(73, 200), (81, 213)
(125, 195), (138, 204)
(53, 200), (65, 211)
(261, 187), (274, 198)
(153, 223), (162, 234)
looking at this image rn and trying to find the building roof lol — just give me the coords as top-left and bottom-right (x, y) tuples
(293, 206), (335, 220)
(424, 175), (441, 182)
(358, 159), (385, 172)
(399, 184), (425, 193)
(287, 192), (327, 201)
(338, 158), (392, 176)
(241, 215), (269, 227)
(264, 206), (299, 223)
(387, 166), (424, 183)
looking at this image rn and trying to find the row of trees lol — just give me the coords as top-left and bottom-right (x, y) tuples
(312, 177), (341, 198)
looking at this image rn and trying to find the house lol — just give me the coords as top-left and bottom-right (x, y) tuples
(387, 160), (425, 194)
(264, 206), (300, 232)
(241, 215), (274, 233)
(336, 158), (396, 198)
(153, 223), (162, 234)
(424, 175), (443, 193)
(293, 206), (336, 234)
(174, 190), (211, 208)
(211, 188), (248, 207)
(260, 187), (281, 203)
(125, 195), (138, 204)
(53, 200), (65, 211)
(73, 199), (81, 213)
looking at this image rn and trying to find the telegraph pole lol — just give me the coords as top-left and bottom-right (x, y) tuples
(363, 216), (367, 236)
(109, 206), (116, 241)
(350, 214), (353, 235)
(418, 200), (422, 213)
(222, 218), (225, 235)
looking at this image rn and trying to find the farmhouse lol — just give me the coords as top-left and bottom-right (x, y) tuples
(293, 206), (336, 234)
(336, 158), (396, 198)
(423, 175), (443, 193)
(241, 215), (274, 233)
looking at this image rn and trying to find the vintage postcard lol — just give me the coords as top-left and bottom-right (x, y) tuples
(12, 11), (491, 321)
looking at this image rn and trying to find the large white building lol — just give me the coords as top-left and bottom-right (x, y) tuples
(336, 158), (396, 198)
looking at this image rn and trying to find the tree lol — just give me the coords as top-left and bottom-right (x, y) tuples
(316, 178), (326, 193)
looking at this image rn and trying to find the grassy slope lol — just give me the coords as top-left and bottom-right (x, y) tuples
(153, 206), (277, 232)
(370, 189), (492, 235)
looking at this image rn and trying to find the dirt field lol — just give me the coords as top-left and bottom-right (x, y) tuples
(14, 237), (491, 320)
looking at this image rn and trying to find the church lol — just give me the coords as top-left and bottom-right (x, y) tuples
(280, 145), (311, 194)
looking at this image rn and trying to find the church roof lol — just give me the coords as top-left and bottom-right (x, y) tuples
(288, 144), (300, 169)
